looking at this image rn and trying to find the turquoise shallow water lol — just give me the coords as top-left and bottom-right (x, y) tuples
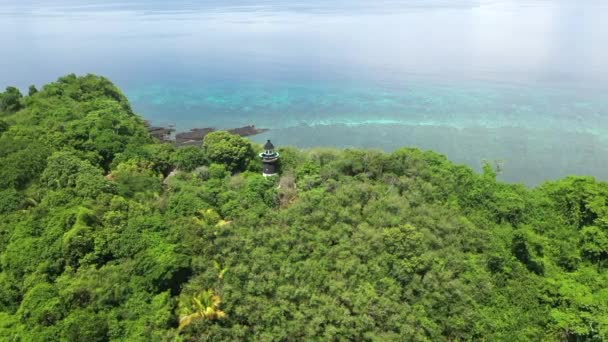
(1, 0), (608, 185)
(125, 77), (608, 185)
(252, 124), (608, 186)
(126, 78), (608, 133)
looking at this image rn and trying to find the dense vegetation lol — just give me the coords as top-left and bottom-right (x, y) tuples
(1, 74), (608, 341)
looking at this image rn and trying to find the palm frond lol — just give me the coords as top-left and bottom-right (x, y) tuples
(212, 295), (222, 307)
(218, 267), (228, 280)
(193, 297), (204, 312)
(216, 310), (227, 319)
(178, 313), (200, 330)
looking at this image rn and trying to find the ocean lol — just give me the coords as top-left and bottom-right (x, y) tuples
(1, 0), (607, 185)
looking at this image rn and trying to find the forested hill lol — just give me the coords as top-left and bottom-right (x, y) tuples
(1, 75), (608, 341)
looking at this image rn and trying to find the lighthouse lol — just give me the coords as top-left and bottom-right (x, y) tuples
(259, 140), (279, 177)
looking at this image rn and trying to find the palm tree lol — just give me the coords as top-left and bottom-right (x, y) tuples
(213, 261), (229, 291)
(178, 289), (227, 331)
(193, 209), (232, 227)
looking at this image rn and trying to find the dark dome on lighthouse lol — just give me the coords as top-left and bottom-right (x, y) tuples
(264, 140), (275, 151)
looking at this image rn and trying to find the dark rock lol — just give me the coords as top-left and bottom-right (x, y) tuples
(175, 128), (216, 146)
(149, 123), (269, 147)
(146, 121), (175, 141)
(148, 126), (175, 140)
(228, 125), (269, 137)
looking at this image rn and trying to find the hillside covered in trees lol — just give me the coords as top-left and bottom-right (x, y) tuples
(1, 75), (608, 341)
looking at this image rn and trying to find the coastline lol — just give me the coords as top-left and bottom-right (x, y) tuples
(146, 122), (269, 146)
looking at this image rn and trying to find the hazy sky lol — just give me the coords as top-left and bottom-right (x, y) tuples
(1, 0), (607, 88)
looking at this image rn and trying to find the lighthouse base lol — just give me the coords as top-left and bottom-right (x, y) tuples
(262, 172), (278, 177)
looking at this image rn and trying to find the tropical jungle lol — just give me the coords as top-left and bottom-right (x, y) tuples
(0, 74), (607, 341)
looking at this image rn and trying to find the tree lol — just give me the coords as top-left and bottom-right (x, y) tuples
(0, 86), (23, 113)
(17, 283), (64, 326)
(0, 143), (52, 189)
(580, 226), (608, 263)
(42, 151), (90, 189)
(65, 102), (151, 169)
(41, 151), (111, 197)
(110, 160), (162, 198)
(60, 310), (108, 342)
(172, 146), (207, 172)
(113, 143), (175, 176)
(178, 289), (227, 331)
(0, 120), (8, 135)
(28, 85), (38, 96)
(202, 131), (254, 173)
(0, 189), (21, 214)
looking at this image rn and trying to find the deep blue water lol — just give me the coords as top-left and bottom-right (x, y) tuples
(2, 0), (608, 185)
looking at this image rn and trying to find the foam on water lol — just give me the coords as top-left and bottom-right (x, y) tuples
(124, 79), (608, 135)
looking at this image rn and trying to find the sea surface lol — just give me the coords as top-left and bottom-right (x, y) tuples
(1, 0), (608, 185)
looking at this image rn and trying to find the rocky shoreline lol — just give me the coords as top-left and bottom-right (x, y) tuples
(146, 122), (268, 146)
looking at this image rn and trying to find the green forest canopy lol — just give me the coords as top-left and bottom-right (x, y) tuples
(0, 74), (608, 341)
